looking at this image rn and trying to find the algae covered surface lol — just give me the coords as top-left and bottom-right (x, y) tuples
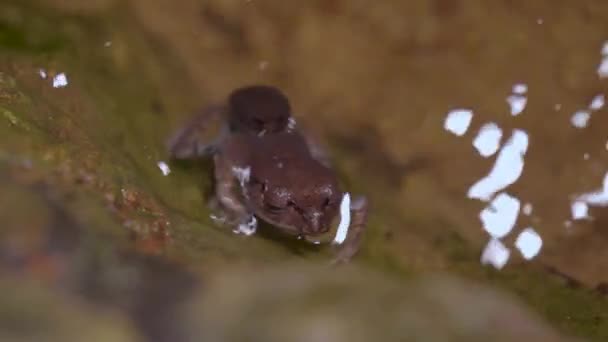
(0, 0), (607, 341)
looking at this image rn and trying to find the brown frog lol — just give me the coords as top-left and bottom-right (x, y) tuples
(167, 85), (368, 263)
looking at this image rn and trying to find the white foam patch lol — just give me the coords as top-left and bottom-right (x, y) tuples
(515, 227), (542, 260)
(473, 122), (502, 157)
(589, 94), (605, 111)
(444, 109), (473, 136)
(52, 73), (68, 88)
(333, 193), (351, 245)
(571, 110), (591, 128)
(507, 95), (527, 116)
(157, 161), (171, 176)
(480, 192), (520, 239)
(232, 166), (251, 187)
(468, 130), (528, 201)
(481, 238), (510, 269)
(38, 69), (47, 79)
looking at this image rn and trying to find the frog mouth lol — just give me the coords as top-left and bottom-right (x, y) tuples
(301, 192), (351, 245)
(253, 211), (302, 236)
(254, 192), (352, 244)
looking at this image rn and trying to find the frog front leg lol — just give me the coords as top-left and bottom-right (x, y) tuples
(167, 104), (228, 160)
(331, 195), (369, 264)
(213, 153), (257, 236)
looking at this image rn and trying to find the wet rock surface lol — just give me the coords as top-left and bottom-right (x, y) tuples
(0, 0), (607, 340)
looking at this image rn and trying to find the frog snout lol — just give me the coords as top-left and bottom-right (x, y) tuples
(304, 211), (323, 232)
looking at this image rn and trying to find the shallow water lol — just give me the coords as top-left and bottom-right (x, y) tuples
(1, 0), (607, 340)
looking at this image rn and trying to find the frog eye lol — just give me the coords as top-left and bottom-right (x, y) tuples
(252, 117), (265, 130)
(265, 203), (283, 213)
(251, 177), (267, 192)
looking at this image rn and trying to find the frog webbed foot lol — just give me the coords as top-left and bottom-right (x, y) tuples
(232, 216), (258, 236)
(208, 195), (257, 236)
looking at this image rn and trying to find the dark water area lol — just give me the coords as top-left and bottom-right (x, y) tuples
(0, 0), (607, 341)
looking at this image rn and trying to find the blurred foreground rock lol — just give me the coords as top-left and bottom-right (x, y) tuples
(181, 264), (582, 342)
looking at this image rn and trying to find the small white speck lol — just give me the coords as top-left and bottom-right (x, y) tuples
(564, 220), (572, 228)
(232, 166), (251, 187)
(554, 103), (562, 111)
(515, 227), (542, 260)
(472, 122), (502, 157)
(512, 83), (528, 95)
(104, 41), (112, 47)
(602, 41), (608, 56)
(444, 109), (473, 136)
(522, 203), (533, 215)
(52, 73), (68, 88)
(570, 110), (590, 128)
(287, 117), (297, 131)
(506, 94), (527, 116)
(589, 94), (605, 111)
(536, 18), (544, 25)
(38, 69), (47, 79)
(333, 193), (351, 245)
(571, 201), (589, 220)
(481, 238), (510, 269)
(583, 153), (590, 160)
(598, 58), (608, 79)
(157, 161), (171, 176)
(258, 60), (269, 70)
(479, 192), (521, 239)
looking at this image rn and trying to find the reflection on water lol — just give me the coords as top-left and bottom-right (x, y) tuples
(506, 83), (527, 116)
(468, 130), (528, 201)
(481, 238), (510, 269)
(443, 109), (473, 136)
(570, 94), (605, 128)
(515, 227), (543, 260)
(598, 41), (608, 78)
(442, 37), (608, 272)
(473, 123), (502, 157)
(571, 172), (608, 222)
(571, 110), (591, 128)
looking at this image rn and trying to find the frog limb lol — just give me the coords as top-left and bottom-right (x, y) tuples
(213, 153), (257, 235)
(167, 104), (228, 159)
